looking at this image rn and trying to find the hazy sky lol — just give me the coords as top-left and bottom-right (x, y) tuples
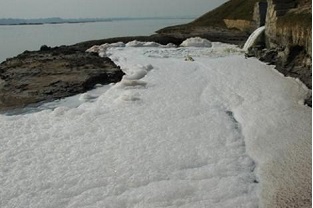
(0, 0), (228, 19)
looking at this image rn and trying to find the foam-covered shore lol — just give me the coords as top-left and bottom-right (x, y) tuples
(0, 38), (310, 208)
(102, 40), (311, 207)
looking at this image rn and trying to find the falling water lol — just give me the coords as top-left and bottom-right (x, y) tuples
(243, 26), (265, 51)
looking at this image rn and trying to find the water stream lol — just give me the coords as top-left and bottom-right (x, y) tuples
(243, 26), (265, 51)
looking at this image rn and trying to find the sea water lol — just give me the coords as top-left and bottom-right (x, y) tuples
(0, 18), (192, 62)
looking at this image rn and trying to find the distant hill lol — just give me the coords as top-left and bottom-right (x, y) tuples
(157, 0), (266, 34)
(189, 0), (266, 27)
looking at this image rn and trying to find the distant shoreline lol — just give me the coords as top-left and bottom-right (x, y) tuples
(0, 17), (195, 26)
(0, 20), (111, 26)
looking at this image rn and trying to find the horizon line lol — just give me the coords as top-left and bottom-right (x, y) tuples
(0, 16), (197, 20)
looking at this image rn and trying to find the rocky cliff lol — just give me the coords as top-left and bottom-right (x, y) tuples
(261, 0), (312, 90)
(157, 0), (311, 94)
(240, 0), (311, 101)
(266, 0), (311, 55)
(157, 0), (268, 45)
(223, 19), (255, 32)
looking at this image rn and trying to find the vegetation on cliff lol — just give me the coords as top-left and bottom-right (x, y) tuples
(189, 0), (266, 27)
(158, 0), (266, 33)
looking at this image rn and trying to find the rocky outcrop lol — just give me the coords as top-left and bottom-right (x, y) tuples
(156, 0), (271, 45)
(0, 35), (184, 111)
(223, 19), (255, 32)
(266, 0), (311, 53)
(0, 46), (124, 111)
(264, 0), (311, 87)
(223, 2), (268, 32)
(245, 0), (311, 105)
(156, 26), (249, 45)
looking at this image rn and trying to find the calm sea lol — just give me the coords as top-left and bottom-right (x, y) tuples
(0, 18), (193, 63)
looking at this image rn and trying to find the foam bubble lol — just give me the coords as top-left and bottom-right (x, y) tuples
(180, 37), (212, 48)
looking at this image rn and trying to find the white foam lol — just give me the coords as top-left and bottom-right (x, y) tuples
(86, 42), (125, 57)
(180, 37), (212, 47)
(119, 78), (147, 88)
(123, 68), (147, 80)
(85, 45), (100, 53)
(0, 41), (310, 208)
(125, 40), (176, 48)
(78, 93), (98, 102)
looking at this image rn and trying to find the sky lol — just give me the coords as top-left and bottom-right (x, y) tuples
(0, 0), (228, 19)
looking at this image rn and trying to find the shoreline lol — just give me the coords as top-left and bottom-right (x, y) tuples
(0, 32), (311, 112)
(0, 34), (189, 112)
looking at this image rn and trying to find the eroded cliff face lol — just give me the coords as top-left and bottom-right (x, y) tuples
(261, 0), (312, 92)
(222, 2), (268, 32)
(223, 19), (256, 32)
(265, 0), (311, 64)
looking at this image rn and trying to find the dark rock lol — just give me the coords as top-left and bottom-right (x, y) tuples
(304, 94), (312, 107)
(0, 34), (191, 112)
(0, 45), (124, 111)
(259, 49), (278, 63)
(40, 45), (51, 51)
(156, 26), (249, 46)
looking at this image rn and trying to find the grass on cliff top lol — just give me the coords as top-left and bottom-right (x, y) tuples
(190, 0), (266, 27)
(157, 0), (266, 33)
